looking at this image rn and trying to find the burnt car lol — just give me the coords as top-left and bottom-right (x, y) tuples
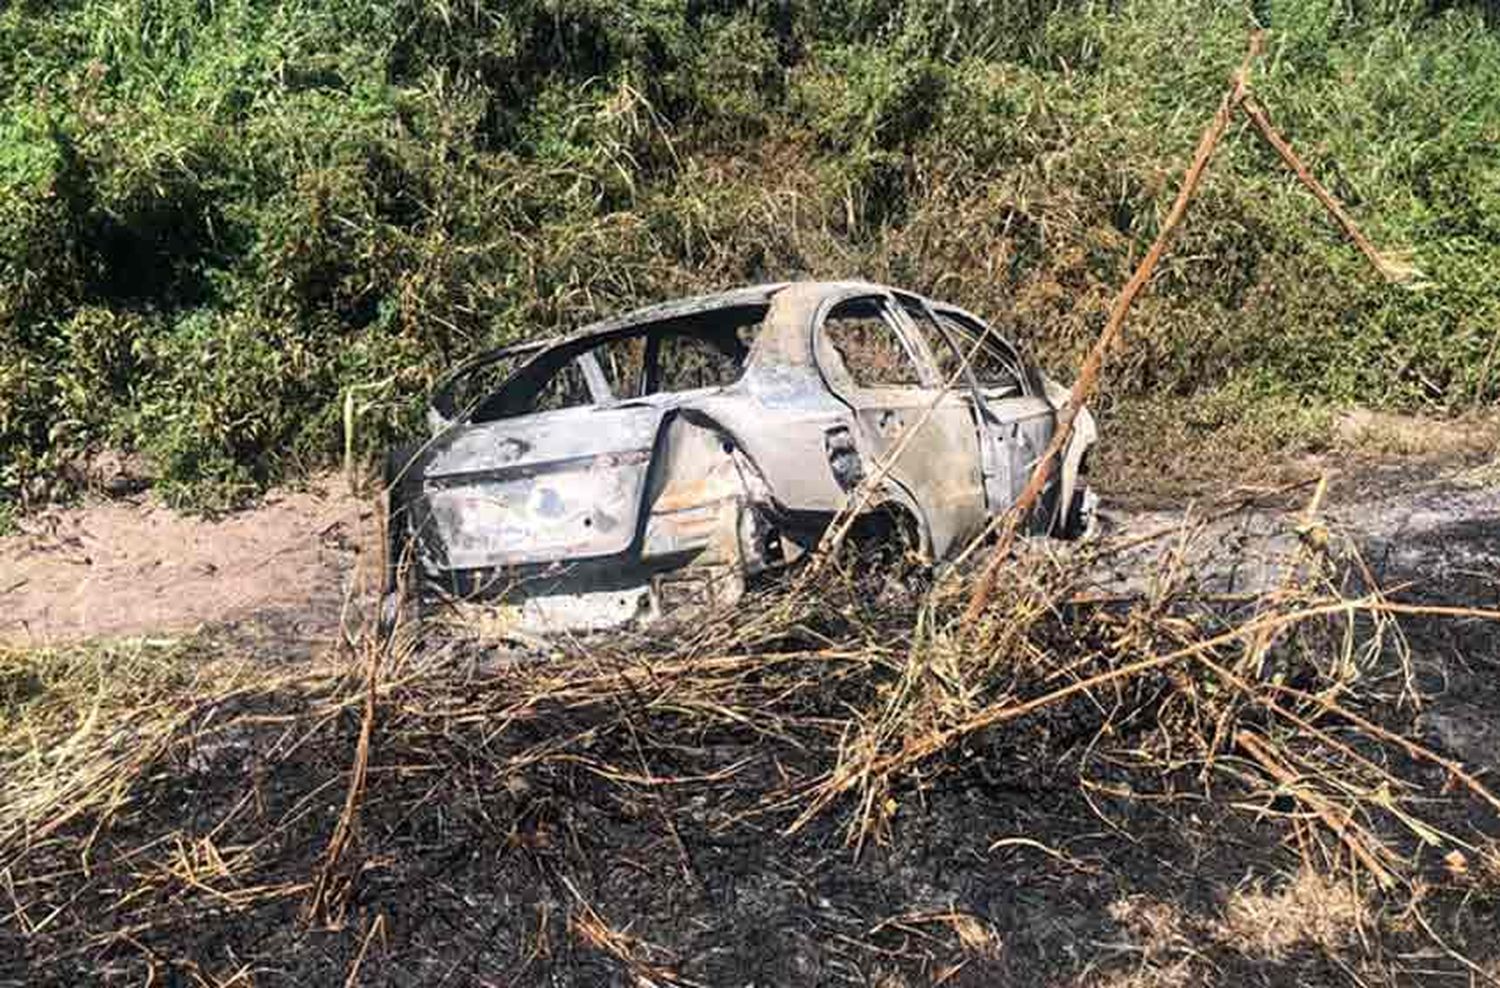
(386, 281), (1097, 631)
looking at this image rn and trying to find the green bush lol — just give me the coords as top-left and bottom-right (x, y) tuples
(0, 0), (1497, 509)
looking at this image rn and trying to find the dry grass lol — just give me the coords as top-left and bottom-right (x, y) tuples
(1093, 403), (1500, 509)
(1333, 409), (1500, 460)
(2, 490), (1500, 984)
(1217, 869), (1365, 960)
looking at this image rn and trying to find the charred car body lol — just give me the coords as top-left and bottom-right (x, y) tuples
(387, 282), (1097, 630)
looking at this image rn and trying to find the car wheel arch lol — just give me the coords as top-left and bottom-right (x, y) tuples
(859, 478), (935, 564)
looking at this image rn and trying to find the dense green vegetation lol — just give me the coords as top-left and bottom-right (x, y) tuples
(2, 0), (1497, 508)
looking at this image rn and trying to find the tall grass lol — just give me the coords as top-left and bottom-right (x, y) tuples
(2, 0), (1498, 509)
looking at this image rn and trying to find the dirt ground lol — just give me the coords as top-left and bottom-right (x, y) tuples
(2, 415), (1494, 650)
(0, 476), (377, 648)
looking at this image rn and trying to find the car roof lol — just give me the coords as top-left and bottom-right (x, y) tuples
(502, 280), (990, 351)
(430, 281), (1022, 420)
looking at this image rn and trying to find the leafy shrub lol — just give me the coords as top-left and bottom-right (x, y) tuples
(0, 0), (1497, 509)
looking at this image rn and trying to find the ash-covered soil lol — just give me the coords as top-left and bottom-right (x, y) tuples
(1097, 460), (1500, 777)
(2, 455), (1498, 987)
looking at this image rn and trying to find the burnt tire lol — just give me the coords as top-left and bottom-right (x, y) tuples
(841, 503), (931, 596)
(1058, 485), (1098, 540)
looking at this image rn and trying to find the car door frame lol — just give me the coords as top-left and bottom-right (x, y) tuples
(809, 288), (990, 559)
(908, 300), (1061, 531)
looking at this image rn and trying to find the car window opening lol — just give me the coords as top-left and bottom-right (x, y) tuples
(928, 312), (1026, 397)
(822, 297), (925, 389)
(468, 306), (765, 422)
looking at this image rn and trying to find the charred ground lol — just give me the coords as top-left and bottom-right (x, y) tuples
(3, 454), (1498, 987)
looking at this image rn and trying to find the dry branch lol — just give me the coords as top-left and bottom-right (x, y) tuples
(963, 32), (1265, 625)
(304, 640), (380, 928)
(1240, 96), (1426, 286)
(964, 29), (1429, 625)
(1235, 729), (1396, 889)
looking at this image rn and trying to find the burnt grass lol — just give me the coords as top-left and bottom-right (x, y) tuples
(4, 499), (1500, 986)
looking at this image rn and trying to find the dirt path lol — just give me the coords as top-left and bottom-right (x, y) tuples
(0, 476), (378, 647)
(1094, 458), (1500, 600)
(2, 449), (1494, 649)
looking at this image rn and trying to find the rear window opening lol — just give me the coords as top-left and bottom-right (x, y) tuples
(465, 305), (766, 422)
(820, 296), (925, 389)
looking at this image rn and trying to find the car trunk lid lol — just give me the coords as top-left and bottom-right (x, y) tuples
(411, 404), (665, 570)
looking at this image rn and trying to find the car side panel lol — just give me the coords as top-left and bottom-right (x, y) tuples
(843, 387), (988, 559)
(686, 385), (855, 514)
